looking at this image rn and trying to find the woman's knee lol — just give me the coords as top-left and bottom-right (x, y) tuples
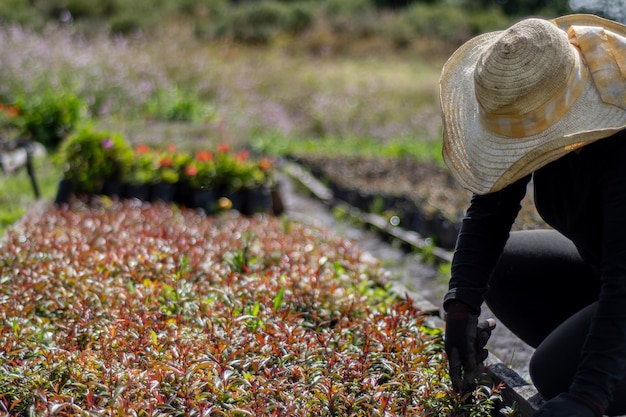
(485, 230), (600, 346)
(529, 304), (595, 400)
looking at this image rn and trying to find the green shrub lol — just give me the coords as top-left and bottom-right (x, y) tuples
(42, 0), (118, 20)
(466, 5), (509, 34)
(323, 0), (378, 36)
(324, 0), (374, 15)
(400, 3), (509, 44)
(57, 126), (133, 194)
(177, 0), (229, 16)
(284, 1), (317, 34)
(196, 0), (316, 41)
(108, 14), (147, 35)
(16, 88), (86, 152)
(0, 0), (46, 27)
(145, 87), (215, 122)
(385, 14), (414, 49)
(106, 0), (172, 35)
(401, 3), (470, 44)
(229, 1), (293, 44)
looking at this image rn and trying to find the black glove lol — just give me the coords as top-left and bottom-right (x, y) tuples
(533, 392), (604, 417)
(444, 300), (495, 393)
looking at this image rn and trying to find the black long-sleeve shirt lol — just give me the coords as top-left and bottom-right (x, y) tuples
(444, 129), (626, 408)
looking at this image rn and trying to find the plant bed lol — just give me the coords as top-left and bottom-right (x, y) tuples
(55, 129), (282, 216)
(288, 154), (547, 248)
(0, 201), (505, 416)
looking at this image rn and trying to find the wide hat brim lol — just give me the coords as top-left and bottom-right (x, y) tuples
(440, 14), (626, 195)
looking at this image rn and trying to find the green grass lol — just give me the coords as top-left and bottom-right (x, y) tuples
(252, 134), (444, 165)
(0, 156), (61, 236)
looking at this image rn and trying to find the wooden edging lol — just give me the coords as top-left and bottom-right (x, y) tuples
(281, 160), (544, 416)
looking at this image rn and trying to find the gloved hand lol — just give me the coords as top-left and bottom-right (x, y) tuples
(533, 392), (604, 417)
(444, 300), (495, 393)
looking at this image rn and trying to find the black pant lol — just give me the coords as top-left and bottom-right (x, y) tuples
(485, 230), (626, 415)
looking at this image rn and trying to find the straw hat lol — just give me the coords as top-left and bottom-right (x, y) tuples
(440, 14), (626, 195)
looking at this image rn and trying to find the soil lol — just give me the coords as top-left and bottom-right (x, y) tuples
(292, 154), (547, 233)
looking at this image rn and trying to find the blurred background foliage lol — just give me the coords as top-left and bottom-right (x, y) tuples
(0, 0), (620, 232)
(0, 0), (619, 154)
(0, 0), (584, 42)
(0, 0), (618, 157)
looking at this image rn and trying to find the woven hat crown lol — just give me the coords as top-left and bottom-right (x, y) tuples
(474, 18), (575, 115)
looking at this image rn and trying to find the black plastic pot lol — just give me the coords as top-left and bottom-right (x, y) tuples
(243, 186), (272, 215)
(54, 179), (73, 206)
(123, 183), (151, 201)
(193, 189), (218, 214)
(151, 182), (176, 203)
(101, 180), (124, 199)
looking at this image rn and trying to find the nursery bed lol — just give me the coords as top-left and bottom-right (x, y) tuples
(0, 199), (505, 416)
(288, 154), (547, 249)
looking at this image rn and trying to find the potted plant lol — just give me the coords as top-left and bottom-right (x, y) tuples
(56, 126), (133, 202)
(184, 150), (218, 212)
(211, 146), (279, 214)
(214, 148), (250, 211)
(123, 144), (156, 201)
(240, 157), (276, 215)
(152, 145), (186, 202)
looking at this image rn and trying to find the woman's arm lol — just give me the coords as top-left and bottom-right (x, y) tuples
(443, 175), (529, 393)
(444, 175), (530, 313)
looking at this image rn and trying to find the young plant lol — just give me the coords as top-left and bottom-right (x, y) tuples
(125, 144), (157, 185)
(155, 145), (187, 184)
(57, 126), (133, 193)
(0, 202), (504, 415)
(183, 150), (217, 190)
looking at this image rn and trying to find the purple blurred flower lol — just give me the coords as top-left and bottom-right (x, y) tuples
(101, 138), (113, 149)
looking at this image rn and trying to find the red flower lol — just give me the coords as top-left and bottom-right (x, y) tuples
(196, 151), (213, 162)
(159, 156), (174, 167)
(0, 103), (20, 117)
(217, 144), (230, 153)
(235, 150), (249, 162)
(185, 165), (198, 176)
(3, 105), (19, 117)
(259, 158), (272, 171)
(135, 144), (151, 155)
